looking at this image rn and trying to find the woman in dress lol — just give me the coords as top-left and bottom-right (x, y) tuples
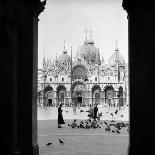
(58, 103), (65, 128)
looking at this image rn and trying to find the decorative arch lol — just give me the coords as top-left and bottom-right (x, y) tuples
(92, 85), (101, 105)
(44, 85), (53, 94)
(71, 81), (87, 106)
(72, 65), (88, 81)
(118, 86), (124, 106)
(56, 85), (66, 105)
(104, 85), (115, 105)
(43, 86), (54, 106)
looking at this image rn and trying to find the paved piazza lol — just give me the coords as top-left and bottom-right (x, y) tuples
(38, 105), (129, 155)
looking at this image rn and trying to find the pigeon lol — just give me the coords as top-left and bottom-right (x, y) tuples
(111, 130), (115, 133)
(116, 129), (120, 134)
(105, 126), (111, 132)
(115, 110), (118, 115)
(59, 139), (64, 144)
(45, 142), (52, 146)
(80, 110), (84, 112)
(120, 114), (124, 117)
(104, 121), (108, 126)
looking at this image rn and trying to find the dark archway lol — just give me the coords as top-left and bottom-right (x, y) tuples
(72, 65), (88, 81)
(71, 81), (87, 106)
(56, 85), (66, 105)
(104, 85), (114, 106)
(118, 86), (123, 106)
(92, 85), (101, 105)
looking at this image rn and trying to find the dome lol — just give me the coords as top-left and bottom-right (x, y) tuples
(57, 50), (71, 66)
(108, 50), (125, 66)
(76, 43), (100, 64)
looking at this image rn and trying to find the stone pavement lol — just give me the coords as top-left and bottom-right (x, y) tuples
(38, 106), (129, 155)
(38, 120), (129, 155)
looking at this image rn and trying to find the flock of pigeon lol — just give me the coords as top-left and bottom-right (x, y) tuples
(104, 120), (129, 134)
(68, 119), (102, 129)
(67, 108), (129, 134)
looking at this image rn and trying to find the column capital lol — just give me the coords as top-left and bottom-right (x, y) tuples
(33, 0), (46, 20)
(122, 0), (155, 15)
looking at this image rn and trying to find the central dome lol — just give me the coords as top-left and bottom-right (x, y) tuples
(76, 39), (100, 64)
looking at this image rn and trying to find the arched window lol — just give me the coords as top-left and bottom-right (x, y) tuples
(62, 77), (64, 81)
(50, 78), (52, 81)
(95, 77), (97, 81)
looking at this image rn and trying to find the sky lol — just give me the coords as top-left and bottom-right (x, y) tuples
(38, 0), (128, 68)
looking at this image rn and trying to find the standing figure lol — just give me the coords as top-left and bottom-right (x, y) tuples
(58, 103), (65, 128)
(94, 104), (98, 120)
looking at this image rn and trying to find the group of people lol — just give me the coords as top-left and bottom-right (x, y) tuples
(57, 103), (99, 128)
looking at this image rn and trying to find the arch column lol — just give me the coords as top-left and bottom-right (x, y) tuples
(123, 0), (155, 153)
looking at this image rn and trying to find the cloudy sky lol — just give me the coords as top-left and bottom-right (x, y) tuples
(38, 0), (128, 68)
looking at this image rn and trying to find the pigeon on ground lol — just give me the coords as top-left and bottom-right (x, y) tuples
(115, 129), (120, 134)
(120, 114), (124, 117)
(115, 110), (118, 115)
(105, 126), (111, 132)
(59, 139), (64, 144)
(111, 130), (115, 133)
(45, 142), (52, 146)
(111, 113), (113, 116)
(104, 121), (108, 126)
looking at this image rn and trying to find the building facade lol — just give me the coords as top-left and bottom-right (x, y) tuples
(38, 34), (128, 107)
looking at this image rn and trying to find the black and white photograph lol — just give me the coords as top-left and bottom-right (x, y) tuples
(2, 0), (155, 154)
(37, 0), (129, 154)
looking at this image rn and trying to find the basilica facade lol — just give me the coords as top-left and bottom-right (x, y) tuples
(38, 34), (128, 107)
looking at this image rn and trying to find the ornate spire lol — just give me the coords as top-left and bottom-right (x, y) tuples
(42, 50), (46, 69)
(84, 28), (88, 45)
(63, 39), (67, 54)
(64, 39), (66, 51)
(89, 29), (93, 40)
(115, 40), (119, 53)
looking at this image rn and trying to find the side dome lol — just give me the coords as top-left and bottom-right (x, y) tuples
(57, 50), (71, 66)
(108, 51), (125, 66)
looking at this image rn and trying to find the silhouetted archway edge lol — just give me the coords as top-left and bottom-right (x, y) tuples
(32, 1), (46, 155)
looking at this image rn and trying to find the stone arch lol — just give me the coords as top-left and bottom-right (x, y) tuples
(43, 86), (54, 106)
(118, 86), (124, 106)
(56, 85), (66, 105)
(72, 65), (88, 81)
(71, 81), (87, 106)
(104, 85), (115, 106)
(92, 85), (101, 105)
(44, 85), (53, 94)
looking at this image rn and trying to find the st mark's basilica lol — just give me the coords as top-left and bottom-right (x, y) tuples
(38, 32), (128, 107)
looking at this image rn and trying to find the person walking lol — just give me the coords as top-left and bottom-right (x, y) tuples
(58, 103), (65, 128)
(94, 104), (98, 120)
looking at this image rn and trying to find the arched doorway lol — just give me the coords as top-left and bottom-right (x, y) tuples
(71, 81), (87, 106)
(46, 91), (54, 107)
(104, 85), (114, 106)
(43, 85), (53, 106)
(56, 85), (66, 106)
(92, 85), (101, 105)
(118, 86), (124, 107)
